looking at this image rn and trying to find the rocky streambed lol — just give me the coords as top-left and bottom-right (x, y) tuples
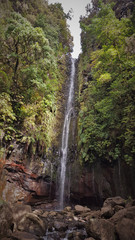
(0, 196), (135, 240)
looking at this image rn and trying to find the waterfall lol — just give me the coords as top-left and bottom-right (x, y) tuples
(59, 58), (76, 209)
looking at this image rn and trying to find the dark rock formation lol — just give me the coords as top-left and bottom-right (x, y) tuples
(0, 160), (55, 205)
(69, 161), (135, 207)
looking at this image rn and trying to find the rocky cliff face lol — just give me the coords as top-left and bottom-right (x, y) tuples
(0, 160), (55, 205)
(69, 160), (135, 207)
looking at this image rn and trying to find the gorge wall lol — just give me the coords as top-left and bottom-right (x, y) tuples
(0, 0), (73, 206)
(68, 0), (135, 206)
(0, 0), (135, 209)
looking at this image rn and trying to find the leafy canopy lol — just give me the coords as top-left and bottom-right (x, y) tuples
(78, 1), (135, 165)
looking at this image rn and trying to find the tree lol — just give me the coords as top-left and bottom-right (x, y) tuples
(78, 2), (135, 165)
(1, 12), (57, 102)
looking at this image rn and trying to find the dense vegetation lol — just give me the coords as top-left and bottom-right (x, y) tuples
(78, 0), (135, 165)
(0, 0), (73, 160)
(1, 0), (134, 169)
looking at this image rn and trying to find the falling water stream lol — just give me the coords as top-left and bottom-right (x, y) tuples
(59, 58), (76, 209)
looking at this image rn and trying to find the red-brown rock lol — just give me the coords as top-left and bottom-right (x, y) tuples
(1, 161), (55, 204)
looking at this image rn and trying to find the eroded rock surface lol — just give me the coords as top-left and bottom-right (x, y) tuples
(0, 160), (55, 205)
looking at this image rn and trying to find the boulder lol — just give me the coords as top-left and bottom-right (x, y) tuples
(12, 203), (32, 217)
(110, 208), (127, 225)
(54, 221), (68, 231)
(111, 206), (135, 240)
(42, 211), (49, 218)
(75, 205), (91, 214)
(0, 199), (13, 238)
(116, 217), (135, 240)
(85, 210), (101, 221)
(101, 205), (114, 218)
(12, 203), (32, 231)
(16, 212), (46, 236)
(114, 205), (124, 213)
(110, 206), (135, 225)
(32, 209), (43, 216)
(103, 196), (125, 208)
(86, 218), (115, 240)
(64, 206), (72, 212)
(49, 211), (57, 217)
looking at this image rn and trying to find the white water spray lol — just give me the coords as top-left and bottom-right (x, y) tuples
(59, 58), (76, 209)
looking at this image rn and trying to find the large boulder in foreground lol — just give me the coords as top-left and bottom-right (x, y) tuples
(0, 199), (13, 238)
(85, 197), (135, 240)
(101, 196), (125, 219)
(86, 218), (115, 240)
(0, 200), (47, 239)
(11, 203), (47, 236)
(116, 217), (135, 240)
(111, 206), (135, 240)
(16, 212), (46, 236)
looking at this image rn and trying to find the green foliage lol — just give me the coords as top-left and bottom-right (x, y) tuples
(79, 1), (135, 165)
(0, 0), (73, 157)
(0, 70), (11, 93)
(0, 93), (16, 124)
(20, 98), (57, 148)
(0, 93), (16, 143)
(34, 14), (59, 50)
(49, 3), (73, 53)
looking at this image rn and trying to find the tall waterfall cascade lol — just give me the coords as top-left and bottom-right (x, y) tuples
(59, 58), (76, 209)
